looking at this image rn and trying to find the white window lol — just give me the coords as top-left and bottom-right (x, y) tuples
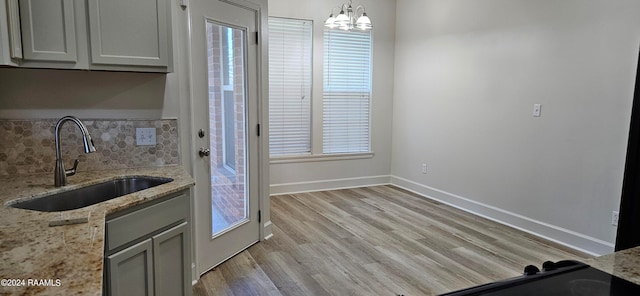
(268, 17), (313, 156)
(323, 28), (372, 154)
(221, 27), (236, 172)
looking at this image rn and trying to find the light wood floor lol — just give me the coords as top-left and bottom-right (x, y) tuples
(193, 185), (589, 296)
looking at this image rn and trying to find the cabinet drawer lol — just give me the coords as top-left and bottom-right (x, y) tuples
(106, 194), (188, 252)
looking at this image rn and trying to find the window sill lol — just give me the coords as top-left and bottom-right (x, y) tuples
(270, 152), (375, 164)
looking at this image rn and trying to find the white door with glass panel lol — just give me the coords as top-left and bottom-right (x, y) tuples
(189, 0), (261, 275)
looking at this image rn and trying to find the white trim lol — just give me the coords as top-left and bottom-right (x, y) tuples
(267, 172), (614, 255)
(270, 175), (390, 195)
(390, 176), (615, 256)
(270, 152), (374, 164)
(262, 221), (273, 241)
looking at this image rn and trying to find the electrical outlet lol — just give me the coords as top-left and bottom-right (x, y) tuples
(421, 163), (427, 174)
(612, 211), (619, 226)
(533, 104), (542, 117)
(136, 128), (156, 146)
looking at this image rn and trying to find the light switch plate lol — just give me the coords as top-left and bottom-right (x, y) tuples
(533, 104), (542, 117)
(136, 128), (156, 146)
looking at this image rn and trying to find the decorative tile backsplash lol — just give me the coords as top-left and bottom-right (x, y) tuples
(0, 119), (180, 176)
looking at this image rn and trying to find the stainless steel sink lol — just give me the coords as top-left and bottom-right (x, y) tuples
(9, 176), (173, 212)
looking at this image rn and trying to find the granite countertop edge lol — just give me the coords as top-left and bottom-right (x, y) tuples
(0, 165), (195, 296)
(585, 246), (640, 285)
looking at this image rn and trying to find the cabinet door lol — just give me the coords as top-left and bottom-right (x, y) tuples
(107, 239), (155, 296)
(19, 0), (77, 62)
(153, 222), (191, 296)
(2, 0), (22, 61)
(87, 0), (168, 67)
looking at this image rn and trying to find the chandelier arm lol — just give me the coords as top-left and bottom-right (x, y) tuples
(330, 6), (342, 16)
(354, 5), (366, 17)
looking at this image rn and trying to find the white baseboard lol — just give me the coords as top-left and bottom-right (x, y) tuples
(268, 174), (614, 255)
(270, 175), (391, 196)
(262, 221), (273, 241)
(390, 176), (615, 256)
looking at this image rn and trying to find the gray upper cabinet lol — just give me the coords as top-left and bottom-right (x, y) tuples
(19, 0), (77, 62)
(0, 0), (23, 65)
(87, 0), (169, 68)
(1, 0), (172, 72)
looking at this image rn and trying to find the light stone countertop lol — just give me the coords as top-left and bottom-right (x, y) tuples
(0, 166), (194, 296)
(585, 246), (640, 285)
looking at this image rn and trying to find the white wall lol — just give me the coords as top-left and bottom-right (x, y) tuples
(391, 0), (640, 255)
(269, 0), (397, 194)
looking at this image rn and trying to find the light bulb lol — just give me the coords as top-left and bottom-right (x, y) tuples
(325, 14), (338, 28)
(355, 13), (372, 30)
(335, 10), (350, 26)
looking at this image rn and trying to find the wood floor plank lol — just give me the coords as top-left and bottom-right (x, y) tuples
(192, 251), (281, 296)
(193, 185), (590, 296)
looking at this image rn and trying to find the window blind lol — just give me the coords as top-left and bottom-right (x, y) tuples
(323, 29), (372, 154)
(268, 17), (312, 156)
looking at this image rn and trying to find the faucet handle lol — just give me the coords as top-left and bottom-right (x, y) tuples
(65, 159), (80, 177)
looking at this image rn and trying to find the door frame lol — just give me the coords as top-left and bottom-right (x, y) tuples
(216, 0), (272, 243)
(183, 0), (271, 282)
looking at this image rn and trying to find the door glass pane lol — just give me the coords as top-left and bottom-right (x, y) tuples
(206, 22), (247, 236)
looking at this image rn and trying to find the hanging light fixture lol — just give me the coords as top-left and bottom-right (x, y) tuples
(325, 0), (372, 31)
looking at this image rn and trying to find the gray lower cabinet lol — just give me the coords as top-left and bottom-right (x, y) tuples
(105, 192), (191, 296)
(107, 239), (155, 296)
(153, 223), (190, 296)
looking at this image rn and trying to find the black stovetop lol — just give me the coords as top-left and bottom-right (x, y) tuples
(440, 260), (640, 296)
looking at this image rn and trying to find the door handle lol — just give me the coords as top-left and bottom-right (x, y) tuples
(199, 147), (210, 157)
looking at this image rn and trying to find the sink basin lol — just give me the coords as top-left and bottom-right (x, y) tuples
(9, 176), (173, 212)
